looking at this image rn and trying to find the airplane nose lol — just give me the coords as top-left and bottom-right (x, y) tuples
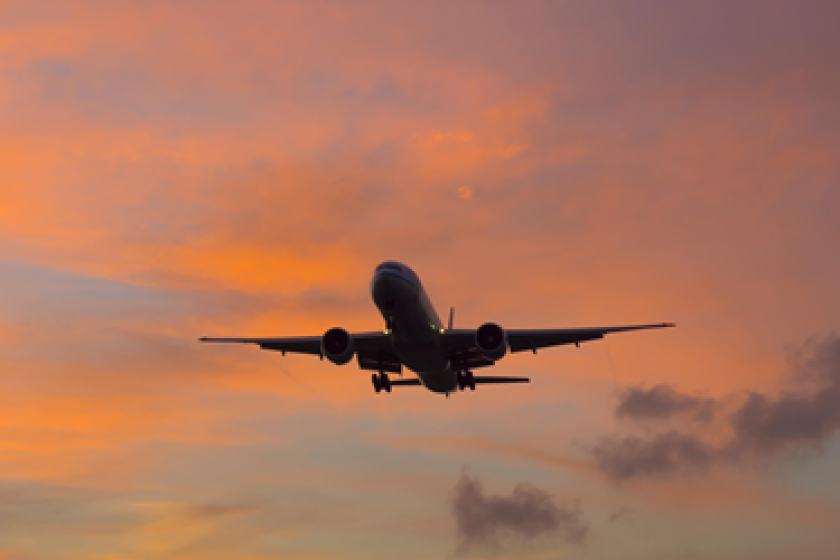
(371, 271), (395, 300)
(371, 270), (414, 307)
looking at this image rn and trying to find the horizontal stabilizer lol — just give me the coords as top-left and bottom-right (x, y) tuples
(472, 376), (530, 384)
(389, 379), (421, 386)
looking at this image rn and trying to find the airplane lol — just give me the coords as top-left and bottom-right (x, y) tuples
(199, 261), (674, 396)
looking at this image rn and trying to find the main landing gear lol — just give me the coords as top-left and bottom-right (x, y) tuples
(457, 369), (475, 391)
(372, 371), (391, 393)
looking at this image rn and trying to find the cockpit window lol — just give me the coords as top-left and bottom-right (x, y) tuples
(378, 263), (402, 271)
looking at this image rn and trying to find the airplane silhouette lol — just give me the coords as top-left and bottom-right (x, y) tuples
(200, 261), (674, 395)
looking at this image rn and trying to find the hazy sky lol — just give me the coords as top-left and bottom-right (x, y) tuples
(1, 1), (839, 558)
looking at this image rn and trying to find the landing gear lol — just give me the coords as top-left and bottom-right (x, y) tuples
(457, 369), (475, 391)
(372, 371), (391, 393)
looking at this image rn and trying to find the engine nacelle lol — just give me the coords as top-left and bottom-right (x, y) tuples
(475, 322), (507, 361)
(322, 327), (355, 365)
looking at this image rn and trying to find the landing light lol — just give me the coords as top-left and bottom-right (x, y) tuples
(383, 329), (391, 335)
(440, 328), (445, 334)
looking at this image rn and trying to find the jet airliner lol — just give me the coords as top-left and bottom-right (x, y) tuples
(199, 261), (674, 395)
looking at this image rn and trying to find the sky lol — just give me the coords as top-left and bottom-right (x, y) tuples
(1, 1), (839, 558)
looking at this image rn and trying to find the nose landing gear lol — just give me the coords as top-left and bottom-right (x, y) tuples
(457, 369), (475, 391)
(372, 371), (391, 393)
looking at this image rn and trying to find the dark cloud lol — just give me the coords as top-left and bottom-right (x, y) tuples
(728, 379), (840, 456)
(593, 431), (715, 481)
(616, 384), (716, 422)
(593, 334), (840, 481)
(450, 472), (588, 551)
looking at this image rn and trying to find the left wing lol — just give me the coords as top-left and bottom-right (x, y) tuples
(198, 335), (323, 355)
(198, 331), (398, 371)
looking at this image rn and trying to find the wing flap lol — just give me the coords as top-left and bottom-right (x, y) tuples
(439, 330), (496, 369)
(356, 349), (403, 373)
(447, 348), (496, 369)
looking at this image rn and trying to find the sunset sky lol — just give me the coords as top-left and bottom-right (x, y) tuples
(2, 1), (840, 558)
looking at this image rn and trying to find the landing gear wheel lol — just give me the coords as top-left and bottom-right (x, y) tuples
(379, 371), (391, 393)
(372, 372), (391, 394)
(457, 370), (475, 391)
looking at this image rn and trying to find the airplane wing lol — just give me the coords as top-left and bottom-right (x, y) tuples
(506, 322), (675, 353)
(199, 335), (323, 355)
(198, 331), (393, 357)
(441, 322), (674, 363)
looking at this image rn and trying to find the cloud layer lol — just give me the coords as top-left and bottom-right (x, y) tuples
(1, 1), (840, 558)
(594, 334), (840, 481)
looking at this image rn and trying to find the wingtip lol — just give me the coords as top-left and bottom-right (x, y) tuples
(664, 322), (676, 327)
(198, 336), (207, 342)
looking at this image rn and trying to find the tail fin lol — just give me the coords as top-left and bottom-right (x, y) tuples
(448, 307), (454, 330)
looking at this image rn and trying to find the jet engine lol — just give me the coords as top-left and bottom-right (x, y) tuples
(475, 322), (507, 361)
(322, 327), (355, 365)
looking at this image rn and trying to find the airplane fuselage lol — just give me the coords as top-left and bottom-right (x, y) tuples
(370, 261), (458, 392)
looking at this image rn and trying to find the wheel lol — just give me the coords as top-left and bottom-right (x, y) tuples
(378, 372), (391, 393)
(372, 373), (381, 393)
(457, 370), (475, 391)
